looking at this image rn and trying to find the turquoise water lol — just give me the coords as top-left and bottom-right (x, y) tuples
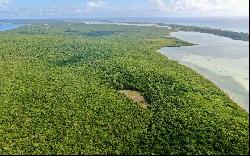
(110, 17), (249, 33)
(2, 17), (249, 33)
(159, 31), (249, 111)
(0, 23), (19, 31)
(67, 17), (249, 33)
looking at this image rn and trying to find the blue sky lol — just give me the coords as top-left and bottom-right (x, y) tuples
(0, 0), (249, 19)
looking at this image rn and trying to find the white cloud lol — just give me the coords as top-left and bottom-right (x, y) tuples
(1, 0), (248, 18)
(0, 0), (10, 9)
(85, 0), (108, 13)
(149, 0), (249, 16)
(149, 0), (168, 11)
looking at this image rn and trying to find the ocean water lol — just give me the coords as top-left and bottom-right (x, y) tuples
(159, 31), (249, 111)
(4, 17), (248, 33)
(109, 17), (249, 33)
(0, 23), (20, 31)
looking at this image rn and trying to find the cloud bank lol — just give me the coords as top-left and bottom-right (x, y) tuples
(0, 0), (249, 18)
(85, 0), (108, 13)
(0, 0), (9, 9)
(149, 0), (249, 16)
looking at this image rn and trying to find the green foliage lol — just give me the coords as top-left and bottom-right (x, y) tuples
(0, 23), (248, 155)
(169, 24), (249, 41)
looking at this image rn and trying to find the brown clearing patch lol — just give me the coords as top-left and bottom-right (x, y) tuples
(118, 90), (150, 109)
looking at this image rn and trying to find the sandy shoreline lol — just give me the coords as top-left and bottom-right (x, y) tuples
(159, 31), (249, 112)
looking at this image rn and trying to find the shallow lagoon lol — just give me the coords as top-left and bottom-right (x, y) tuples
(0, 23), (20, 31)
(159, 31), (249, 111)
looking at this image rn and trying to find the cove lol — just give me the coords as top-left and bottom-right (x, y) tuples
(159, 31), (249, 112)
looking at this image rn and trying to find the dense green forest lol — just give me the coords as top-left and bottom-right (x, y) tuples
(168, 24), (249, 41)
(0, 23), (249, 155)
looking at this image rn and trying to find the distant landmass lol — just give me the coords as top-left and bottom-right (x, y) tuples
(0, 20), (249, 155)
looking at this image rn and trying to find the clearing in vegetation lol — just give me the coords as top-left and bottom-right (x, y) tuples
(118, 90), (149, 109)
(0, 22), (248, 155)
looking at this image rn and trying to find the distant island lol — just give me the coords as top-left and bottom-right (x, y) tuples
(0, 20), (249, 155)
(168, 24), (249, 41)
(2, 19), (249, 42)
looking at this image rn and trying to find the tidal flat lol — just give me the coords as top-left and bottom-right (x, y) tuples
(160, 31), (249, 111)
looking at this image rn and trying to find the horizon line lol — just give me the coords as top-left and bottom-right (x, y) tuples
(1, 16), (249, 20)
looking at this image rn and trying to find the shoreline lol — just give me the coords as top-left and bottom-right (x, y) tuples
(159, 31), (249, 112)
(159, 50), (249, 112)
